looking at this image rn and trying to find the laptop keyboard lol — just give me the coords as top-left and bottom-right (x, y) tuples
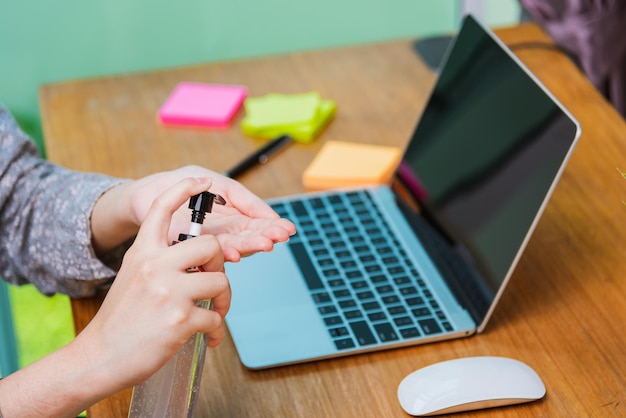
(271, 190), (453, 351)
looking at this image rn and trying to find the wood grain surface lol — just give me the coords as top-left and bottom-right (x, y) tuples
(40, 23), (626, 417)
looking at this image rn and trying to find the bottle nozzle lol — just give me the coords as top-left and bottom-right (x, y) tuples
(188, 191), (226, 225)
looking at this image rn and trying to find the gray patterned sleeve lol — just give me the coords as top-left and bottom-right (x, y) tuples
(0, 104), (130, 297)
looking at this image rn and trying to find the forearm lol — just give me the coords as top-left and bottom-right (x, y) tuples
(90, 180), (140, 255)
(0, 336), (115, 418)
(1, 105), (128, 296)
(0, 164), (125, 296)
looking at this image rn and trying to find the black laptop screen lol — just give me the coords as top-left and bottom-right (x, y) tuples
(394, 15), (579, 322)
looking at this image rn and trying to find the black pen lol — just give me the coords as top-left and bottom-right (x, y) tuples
(223, 134), (293, 179)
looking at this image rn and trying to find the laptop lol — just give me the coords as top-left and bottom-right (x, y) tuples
(225, 14), (581, 369)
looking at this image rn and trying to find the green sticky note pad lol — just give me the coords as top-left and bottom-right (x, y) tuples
(241, 92), (336, 142)
(244, 93), (320, 126)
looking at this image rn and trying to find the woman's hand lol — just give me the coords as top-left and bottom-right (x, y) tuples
(82, 177), (231, 390)
(0, 178), (233, 418)
(91, 165), (296, 261)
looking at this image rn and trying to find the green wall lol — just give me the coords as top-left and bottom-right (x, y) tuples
(0, 1), (521, 145)
(0, 0), (464, 145)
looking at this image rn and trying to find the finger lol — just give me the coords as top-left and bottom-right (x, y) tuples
(202, 216), (296, 240)
(180, 271), (231, 311)
(183, 274), (231, 346)
(220, 236), (276, 257)
(206, 274), (231, 319)
(216, 221), (295, 253)
(185, 309), (227, 347)
(223, 247), (242, 263)
(260, 219), (297, 240)
(136, 177), (213, 246)
(166, 234), (225, 273)
(167, 166), (281, 219)
(206, 325), (227, 348)
(218, 179), (281, 219)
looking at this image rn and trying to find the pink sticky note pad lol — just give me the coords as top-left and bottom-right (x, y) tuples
(158, 82), (247, 128)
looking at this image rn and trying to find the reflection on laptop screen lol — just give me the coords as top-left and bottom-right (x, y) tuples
(395, 16), (579, 322)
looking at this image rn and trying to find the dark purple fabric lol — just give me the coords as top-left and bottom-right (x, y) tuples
(520, 0), (626, 118)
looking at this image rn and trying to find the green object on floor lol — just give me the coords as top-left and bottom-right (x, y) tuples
(8, 283), (74, 368)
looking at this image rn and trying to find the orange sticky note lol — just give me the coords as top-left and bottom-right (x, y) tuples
(302, 141), (402, 191)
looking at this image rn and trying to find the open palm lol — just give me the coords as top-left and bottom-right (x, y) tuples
(130, 165), (295, 262)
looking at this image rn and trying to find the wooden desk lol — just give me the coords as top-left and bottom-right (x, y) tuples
(40, 23), (626, 417)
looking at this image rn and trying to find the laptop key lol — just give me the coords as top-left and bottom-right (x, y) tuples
(356, 291), (375, 300)
(393, 276), (410, 285)
(328, 279), (345, 288)
(362, 301), (380, 310)
(370, 274), (387, 282)
(270, 202), (286, 212)
(405, 296), (425, 306)
(310, 197), (324, 209)
(394, 316), (413, 327)
(399, 286), (418, 296)
(374, 323), (399, 342)
(419, 318), (442, 335)
(312, 292), (331, 304)
(388, 266), (405, 275)
(328, 194), (342, 204)
(290, 200), (308, 217)
(376, 285), (394, 294)
(388, 306), (407, 316)
(314, 248), (330, 256)
(326, 231), (341, 239)
(381, 295), (400, 304)
(325, 316), (343, 326)
(351, 281), (369, 289)
(309, 239), (324, 247)
(382, 256), (399, 264)
(368, 312), (387, 322)
(322, 268), (340, 277)
(334, 289), (351, 298)
(412, 307), (431, 317)
(319, 305), (337, 315)
(339, 300), (357, 309)
(341, 260), (358, 268)
(289, 242), (324, 290)
(318, 258), (334, 266)
(344, 310), (363, 319)
(400, 327), (421, 339)
(365, 265), (382, 273)
(329, 327), (349, 337)
(336, 250), (351, 258)
(349, 321), (377, 346)
(334, 338), (356, 350)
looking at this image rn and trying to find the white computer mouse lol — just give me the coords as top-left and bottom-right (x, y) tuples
(397, 356), (546, 416)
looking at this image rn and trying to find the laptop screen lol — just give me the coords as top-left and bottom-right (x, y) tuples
(393, 15), (579, 324)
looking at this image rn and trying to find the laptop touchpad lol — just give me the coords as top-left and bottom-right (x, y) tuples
(225, 244), (335, 368)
